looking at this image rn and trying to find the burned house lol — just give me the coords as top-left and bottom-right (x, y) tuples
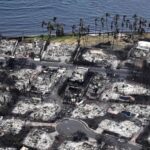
(15, 40), (46, 60)
(62, 67), (90, 104)
(0, 40), (17, 58)
(42, 43), (77, 63)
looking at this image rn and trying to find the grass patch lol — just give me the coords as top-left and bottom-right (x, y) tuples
(24, 35), (77, 44)
(23, 33), (150, 48)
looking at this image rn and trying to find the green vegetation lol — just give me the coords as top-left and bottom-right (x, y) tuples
(24, 34), (77, 44)
(20, 14), (150, 49)
(24, 32), (150, 49)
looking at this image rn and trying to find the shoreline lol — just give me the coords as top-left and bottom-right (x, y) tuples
(1, 32), (150, 48)
(1, 31), (150, 40)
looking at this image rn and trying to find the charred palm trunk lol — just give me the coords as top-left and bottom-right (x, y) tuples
(94, 17), (98, 35)
(105, 13), (110, 42)
(101, 17), (105, 43)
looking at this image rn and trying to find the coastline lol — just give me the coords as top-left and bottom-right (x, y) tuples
(1, 32), (150, 48)
(2, 31), (150, 39)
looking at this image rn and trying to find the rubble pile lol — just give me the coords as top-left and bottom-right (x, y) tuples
(29, 103), (61, 121)
(70, 67), (88, 83)
(0, 40), (17, 57)
(101, 89), (120, 101)
(15, 40), (45, 58)
(31, 73), (54, 94)
(86, 74), (109, 99)
(42, 43), (77, 62)
(10, 69), (36, 91)
(98, 119), (140, 138)
(12, 97), (61, 121)
(0, 92), (12, 110)
(82, 48), (120, 68)
(112, 82), (150, 95)
(64, 85), (83, 103)
(10, 66), (65, 94)
(31, 68), (65, 94)
(12, 96), (40, 115)
(58, 141), (98, 150)
(72, 103), (108, 119)
(0, 117), (24, 136)
(109, 103), (150, 120)
(130, 41), (150, 59)
(23, 129), (55, 150)
(101, 81), (150, 101)
(0, 38), (150, 149)
(132, 49), (150, 58)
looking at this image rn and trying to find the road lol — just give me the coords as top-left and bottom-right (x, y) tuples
(28, 59), (141, 78)
(24, 118), (142, 149)
(0, 58), (143, 149)
(56, 118), (97, 139)
(25, 121), (56, 128)
(56, 118), (142, 150)
(0, 58), (141, 78)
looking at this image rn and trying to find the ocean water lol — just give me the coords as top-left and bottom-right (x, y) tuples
(0, 0), (149, 36)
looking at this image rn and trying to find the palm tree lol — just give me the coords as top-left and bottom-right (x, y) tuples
(55, 23), (60, 36)
(78, 18), (87, 46)
(105, 13), (110, 30)
(42, 20), (55, 39)
(50, 17), (65, 37)
(84, 25), (91, 46)
(125, 19), (130, 29)
(136, 17), (146, 38)
(79, 18), (89, 47)
(129, 23), (133, 40)
(77, 18), (83, 46)
(100, 17), (105, 30)
(94, 17), (98, 34)
(115, 27), (120, 46)
(53, 17), (57, 23)
(149, 23), (150, 28)
(132, 14), (138, 24)
(114, 14), (120, 27)
(110, 20), (114, 46)
(121, 15), (126, 33)
(72, 25), (76, 36)
(132, 14), (138, 40)
(97, 18), (101, 43)
(105, 13), (110, 41)
(79, 18), (84, 28)
(87, 25), (90, 35)
(110, 21), (114, 34)
(41, 20), (47, 28)
(113, 14), (120, 46)
(41, 21), (47, 39)
(0, 33), (2, 43)
(100, 17), (105, 43)
(60, 23), (64, 36)
(55, 23), (64, 36)
(123, 15), (127, 22)
(47, 21), (55, 38)
(121, 21), (124, 35)
(86, 25), (90, 44)
(110, 19), (116, 40)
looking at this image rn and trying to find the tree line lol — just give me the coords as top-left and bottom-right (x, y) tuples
(41, 13), (150, 41)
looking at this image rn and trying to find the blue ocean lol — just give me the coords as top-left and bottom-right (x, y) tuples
(0, 0), (149, 36)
